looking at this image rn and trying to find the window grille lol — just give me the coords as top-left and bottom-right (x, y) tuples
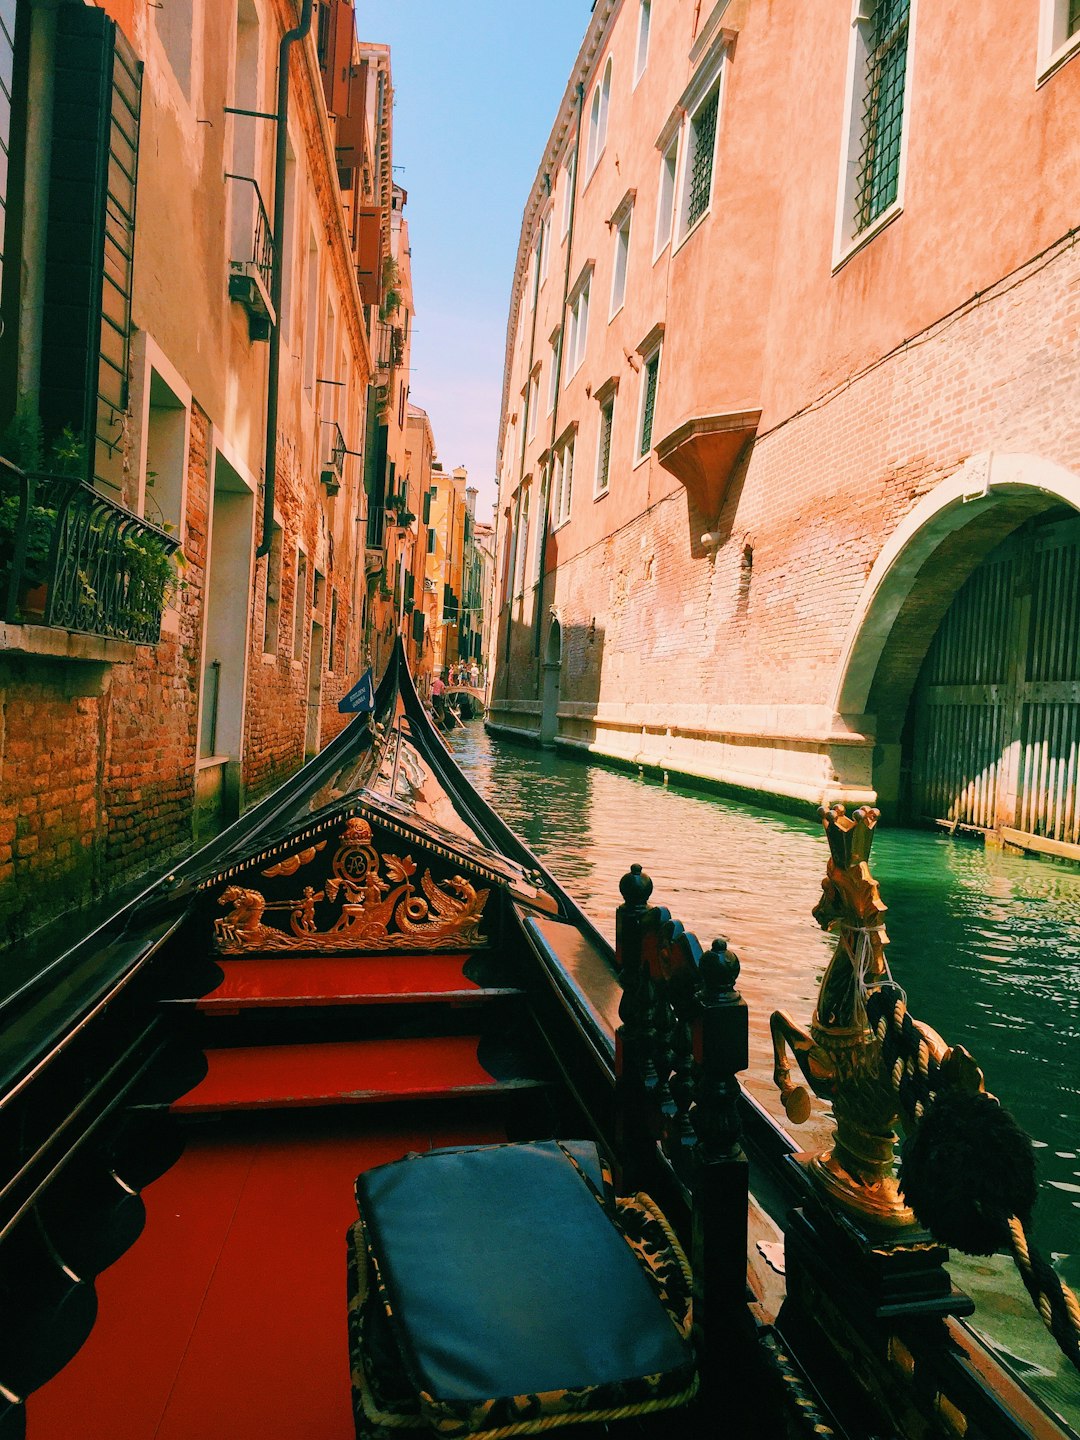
(563, 441), (574, 521)
(686, 87), (719, 230)
(597, 399), (613, 492)
(855, 0), (910, 234)
(640, 354), (659, 456)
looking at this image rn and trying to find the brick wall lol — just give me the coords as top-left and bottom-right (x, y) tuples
(492, 234), (1080, 808)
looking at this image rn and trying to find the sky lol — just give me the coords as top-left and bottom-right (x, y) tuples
(365, 2), (591, 523)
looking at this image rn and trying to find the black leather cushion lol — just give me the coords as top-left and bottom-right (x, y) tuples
(352, 1140), (697, 1436)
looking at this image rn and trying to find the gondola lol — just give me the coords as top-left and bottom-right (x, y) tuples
(1, 639), (1077, 1440)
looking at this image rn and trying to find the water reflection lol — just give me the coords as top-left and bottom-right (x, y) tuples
(450, 724), (1080, 1422)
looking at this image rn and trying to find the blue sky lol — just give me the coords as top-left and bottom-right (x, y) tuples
(365, 2), (590, 521)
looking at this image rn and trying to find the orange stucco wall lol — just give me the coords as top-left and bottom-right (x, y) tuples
(490, 0), (1080, 812)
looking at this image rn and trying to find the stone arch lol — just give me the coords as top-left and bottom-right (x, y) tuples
(832, 453), (1080, 807)
(545, 612), (563, 667)
(541, 611), (563, 746)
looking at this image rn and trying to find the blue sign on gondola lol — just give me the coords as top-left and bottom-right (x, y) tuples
(338, 667), (375, 714)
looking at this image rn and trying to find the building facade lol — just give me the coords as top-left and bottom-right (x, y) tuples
(0, 0), (439, 953)
(491, 0), (1080, 851)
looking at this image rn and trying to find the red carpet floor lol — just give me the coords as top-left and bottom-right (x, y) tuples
(26, 1112), (503, 1440)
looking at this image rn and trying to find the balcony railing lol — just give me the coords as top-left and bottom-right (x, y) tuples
(321, 420), (346, 495)
(1, 459), (181, 645)
(226, 172), (276, 341)
(374, 322), (405, 374)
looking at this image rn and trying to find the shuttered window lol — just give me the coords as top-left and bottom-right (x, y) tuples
(0, 0), (16, 307)
(39, 7), (141, 486)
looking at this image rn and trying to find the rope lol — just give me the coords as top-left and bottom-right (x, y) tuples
(1006, 1217), (1080, 1373)
(867, 989), (1080, 1374)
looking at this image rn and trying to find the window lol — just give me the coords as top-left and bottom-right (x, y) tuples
(654, 136), (678, 257)
(293, 550), (308, 661)
(303, 230), (318, 398)
(676, 69), (724, 244)
(532, 468), (547, 583)
(561, 150), (576, 237)
(610, 206), (632, 318)
(566, 269), (592, 382)
(527, 369), (540, 440)
(328, 590), (338, 672)
(595, 395), (615, 495)
(836, 0), (913, 256)
(515, 486), (530, 595)
(156, 0), (194, 96)
(552, 435), (575, 527)
(263, 520), (283, 654)
(1037, 0), (1080, 77)
(635, 0), (652, 83)
(427, 525), (436, 554)
(144, 368), (188, 535)
(548, 330), (561, 413)
(637, 346), (661, 460)
(586, 57), (612, 177)
(540, 213), (552, 284)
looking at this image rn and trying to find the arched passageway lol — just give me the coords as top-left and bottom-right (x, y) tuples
(540, 614), (562, 747)
(832, 454), (1080, 844)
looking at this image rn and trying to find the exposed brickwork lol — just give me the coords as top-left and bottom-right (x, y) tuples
(495, 237), (1080, 792)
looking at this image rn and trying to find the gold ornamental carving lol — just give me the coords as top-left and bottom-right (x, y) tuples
(213, 817), (489, 953)
(770, 804), (929, 1227)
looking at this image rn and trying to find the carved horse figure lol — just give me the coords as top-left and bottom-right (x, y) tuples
(770, 805), (944, 1226)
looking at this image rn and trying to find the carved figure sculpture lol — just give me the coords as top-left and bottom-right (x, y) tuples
(770, 805), (929, 1225)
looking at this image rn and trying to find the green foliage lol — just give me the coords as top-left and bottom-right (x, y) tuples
(380, 255), (402, 320)
(0, 417), (183, 627)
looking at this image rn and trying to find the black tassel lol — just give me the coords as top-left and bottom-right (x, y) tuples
(899, 1090), (1037, 1255)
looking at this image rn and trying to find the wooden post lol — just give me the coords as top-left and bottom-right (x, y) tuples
(692, 938), (752, 1395)
(614, 863), (657, 1191)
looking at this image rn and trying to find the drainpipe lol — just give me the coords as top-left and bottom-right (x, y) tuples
(531, 80), (585, 657)
(258, 0), (314, 558)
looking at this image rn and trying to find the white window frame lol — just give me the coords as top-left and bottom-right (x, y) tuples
(531, 466), (548, 583)
(609, 193), (634, 320)
(565, 263), (593, 383)
(527, 367), (540, 440)
(653, 132), (678, 261)
(634, 335), (662, 467)
(548, 328), (561, 413)
(515, 484), (531, 596)
(594, 390), (616, 497)
(832, 0), (918, 269)
(1037, 0), (1080, 81)
(540, 211), (552, 285)
(585, 56), (612, 180)
(551, 427), (577, 530)
(561, 149), (576, 238)
(634, 0), (652, 86)
(673, 46), (728, 250)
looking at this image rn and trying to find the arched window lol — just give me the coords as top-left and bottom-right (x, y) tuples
(586, 57), (611, 176)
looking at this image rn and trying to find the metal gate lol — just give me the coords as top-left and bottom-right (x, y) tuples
(911, 513), (1080, 848)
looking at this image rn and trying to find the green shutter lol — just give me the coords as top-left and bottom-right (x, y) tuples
(39, 8), (140, 468)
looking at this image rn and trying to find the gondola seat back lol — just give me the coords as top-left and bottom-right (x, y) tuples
(349, 1139), (697, 1437)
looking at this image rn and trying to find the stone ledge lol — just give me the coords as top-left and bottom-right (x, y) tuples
(0, 622), (137, 665)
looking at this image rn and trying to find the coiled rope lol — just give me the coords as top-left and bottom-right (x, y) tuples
(866, 987), (1080, 1374)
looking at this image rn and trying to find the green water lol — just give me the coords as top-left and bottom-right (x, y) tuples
(449, 723), (1080, 1429)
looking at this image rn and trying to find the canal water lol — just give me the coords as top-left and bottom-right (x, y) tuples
(448, 722), (1080, 1428)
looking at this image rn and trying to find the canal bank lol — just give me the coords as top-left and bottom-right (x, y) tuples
(455, 720), (1080, 1430)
